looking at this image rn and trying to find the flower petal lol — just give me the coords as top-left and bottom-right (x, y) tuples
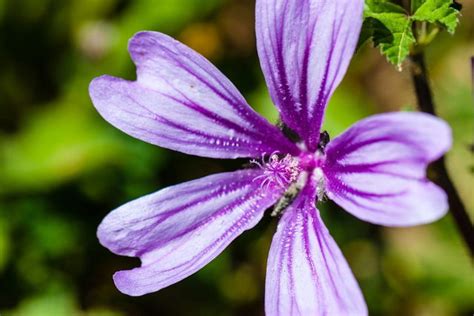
(256, 0), (363, 150)
(323, 112), (451, 226)
(89, 31), (299, 159)
(98, 169), (285, 296)
(266, 184), (367, 316)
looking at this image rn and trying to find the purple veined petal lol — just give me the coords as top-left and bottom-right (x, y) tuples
(98, 169), (286, 296)
(323, 112), (452, 226)
(89, 31), (299, 159)
(256, 0), (363, 151)
(265, 183), (367, 316)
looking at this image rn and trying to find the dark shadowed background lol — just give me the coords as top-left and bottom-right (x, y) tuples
(0, 0), (473, 315)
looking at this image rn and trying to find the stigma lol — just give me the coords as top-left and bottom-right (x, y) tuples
(251, 152), (301, 190)
(251, 131), (331, 216)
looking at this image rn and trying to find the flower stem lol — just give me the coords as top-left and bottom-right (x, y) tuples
(410, 52), (474, 256)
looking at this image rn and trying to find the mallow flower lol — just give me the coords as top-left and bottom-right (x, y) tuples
(89, 0), (451, 314)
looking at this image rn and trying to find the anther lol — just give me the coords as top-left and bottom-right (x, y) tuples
(317, 131), (330, 153)
(250, 153), (301, 191)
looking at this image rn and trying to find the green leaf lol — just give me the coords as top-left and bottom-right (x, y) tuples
(365, 0), (407, 14)
(411, 0), (425, 12)
(361, 0), (461, 69)
(413, 0), (460, 34)
(363, 2), (415, 69)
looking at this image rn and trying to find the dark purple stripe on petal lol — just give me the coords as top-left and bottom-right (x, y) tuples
(324, 112), (451, 226)
(256, 0), (364, 149)
(98, 169), (287, 296)
(265, 183), (367, 315)
(90, 31), (299, 159)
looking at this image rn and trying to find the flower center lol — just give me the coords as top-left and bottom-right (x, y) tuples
(251, 150), (325, 199)
(250, 152), (301, 190)
(250, 132), (331, 216)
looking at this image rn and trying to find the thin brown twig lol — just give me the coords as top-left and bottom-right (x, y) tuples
(410, 52), (474, 257)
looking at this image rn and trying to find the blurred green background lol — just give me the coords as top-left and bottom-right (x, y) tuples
(0, 0), (473, 315)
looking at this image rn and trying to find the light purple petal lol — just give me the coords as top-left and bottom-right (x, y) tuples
(98, 169), (285, 296)
(265, 184), (367, 316)
(323, 112), (451, 226)
(89, 31), (299, 159)
(256, 0), (363, 150)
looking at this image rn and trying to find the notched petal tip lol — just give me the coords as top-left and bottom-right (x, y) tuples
(89, 75), (131, 113)
(324, 111), (453, 227)
(89, 75), (122, 102)
(390, 112), (452, 161)
(89, 31), (298, 159)
(96, 211), (121, 254)
(89, 75), (107, 100)
(88, 75), (138, 137)
(400, 180), (449, 226)
(113, 270), (147, 297)
(96, 217), (108, 248)
(128, 30), (154, 48)
(127, 30), (167, 64)
(98, 170), (286, 297)
(425, 113), (452, 159)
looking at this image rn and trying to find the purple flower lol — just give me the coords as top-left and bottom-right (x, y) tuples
(89, 0), (451, 314)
